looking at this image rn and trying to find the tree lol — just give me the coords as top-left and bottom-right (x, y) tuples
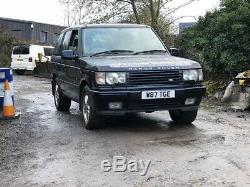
(59, 0), (198, 33)
(177, 0), (250, 81)
(0, 30), (17, 67)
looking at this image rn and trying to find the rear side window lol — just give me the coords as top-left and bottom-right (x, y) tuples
(44, 48), (54, 56)
(53, 33), (65, 56)
(13, 46), (30, 55)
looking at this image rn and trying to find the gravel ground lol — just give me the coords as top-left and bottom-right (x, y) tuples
(1, 75), (250, 187)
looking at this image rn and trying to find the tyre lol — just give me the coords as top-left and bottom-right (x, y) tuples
(81, 86), (102, 130)
(15, 70), (25, 75)
(169, 110), (198, 124)
(54, 82), (71, 111)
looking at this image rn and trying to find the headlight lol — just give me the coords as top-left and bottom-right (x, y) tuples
(106, 72), (126, 84)
(95, 72), (126, 85)
(183, 69), (203, 81)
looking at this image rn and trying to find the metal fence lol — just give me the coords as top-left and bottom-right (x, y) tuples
(33, 61), (52, 79)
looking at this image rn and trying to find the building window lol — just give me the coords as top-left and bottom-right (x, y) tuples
(53, 33), (60, 45)
(40, 31), (48, 43)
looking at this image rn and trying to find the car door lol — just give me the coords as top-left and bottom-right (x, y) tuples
(63, 29), (81, 101)
(52, 31), (69, 92)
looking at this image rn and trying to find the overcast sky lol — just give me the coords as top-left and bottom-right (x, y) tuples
(0, 0), (220, 26)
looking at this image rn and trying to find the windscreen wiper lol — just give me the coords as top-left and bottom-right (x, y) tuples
(90, 50), (134, 57)
(134, 50), (168, 55)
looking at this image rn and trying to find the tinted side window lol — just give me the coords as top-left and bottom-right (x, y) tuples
(53, 33), (65, 56)
(62, 31), (72, 50)
(44, 48), (54, 56)
(68, 30), (79, 54)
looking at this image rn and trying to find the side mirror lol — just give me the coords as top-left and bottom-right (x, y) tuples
(169, 48), (179, 57)
(61, 50), (78, 60)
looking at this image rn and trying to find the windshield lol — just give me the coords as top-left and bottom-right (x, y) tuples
(83, 27), (166, 56)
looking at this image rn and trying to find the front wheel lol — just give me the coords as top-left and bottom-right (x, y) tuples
(169, 110), (198, 125)
(81, 86), (102, 130)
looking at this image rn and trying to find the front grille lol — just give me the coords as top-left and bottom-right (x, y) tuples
(127, 70), (183, 86)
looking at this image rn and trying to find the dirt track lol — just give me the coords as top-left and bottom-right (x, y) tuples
(1, 75), (250, 187)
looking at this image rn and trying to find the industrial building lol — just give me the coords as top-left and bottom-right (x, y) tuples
(0, 17), (66, 46)
(179, 22), (197, 33)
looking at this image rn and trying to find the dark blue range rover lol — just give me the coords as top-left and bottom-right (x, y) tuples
(51, 24), (206, 130)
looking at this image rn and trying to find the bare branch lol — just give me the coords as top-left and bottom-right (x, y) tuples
(59, 0), (198, 35)
(162, 0), (198, 17)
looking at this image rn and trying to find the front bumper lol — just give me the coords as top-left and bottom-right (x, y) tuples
(91, 86), (206, 115)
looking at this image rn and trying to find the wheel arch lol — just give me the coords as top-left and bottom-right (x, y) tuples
(79, 79), (90, 110)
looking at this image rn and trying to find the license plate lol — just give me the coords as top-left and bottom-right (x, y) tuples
(17, 59), (23, 61)
(142, 90), (175, 100)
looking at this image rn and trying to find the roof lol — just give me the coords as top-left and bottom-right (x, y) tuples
(62, 23), (150, 32)
(0, 17), (66, 28)
(0, 17), (32, 24)
(13, 44), (54, 48)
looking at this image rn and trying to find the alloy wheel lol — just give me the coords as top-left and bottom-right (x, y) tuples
(82, 94), (91, 124)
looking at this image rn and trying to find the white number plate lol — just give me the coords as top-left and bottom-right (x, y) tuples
(142, 90), (175, 100)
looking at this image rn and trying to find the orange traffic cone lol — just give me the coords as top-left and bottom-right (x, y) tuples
(3, 80), (15, 118)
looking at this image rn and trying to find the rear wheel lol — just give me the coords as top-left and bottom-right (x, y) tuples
(81, 86), (102, 130)
(15, 70), (25, 75)
(54, 82), (71, 111)
(169, 110), (198, 125)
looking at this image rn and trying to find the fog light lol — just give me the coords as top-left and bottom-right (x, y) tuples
(185, 98), (196, 105)
(109, 102), (123, 110)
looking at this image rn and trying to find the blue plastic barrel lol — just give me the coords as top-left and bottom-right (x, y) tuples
(0, 68), (14, 109)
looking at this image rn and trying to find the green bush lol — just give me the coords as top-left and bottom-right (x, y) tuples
(204, 80), (228, 96)
(0, 53), (11, 67)
(0, 30), (20, 67)
(177, 0), (250, 91)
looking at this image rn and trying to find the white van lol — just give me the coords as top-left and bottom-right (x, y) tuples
(43, 46), (54, 62)
(11, 45), (54, 75)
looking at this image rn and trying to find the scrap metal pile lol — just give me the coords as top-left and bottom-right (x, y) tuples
(222, 70), (250, 110)
(33, 53), (52, 78)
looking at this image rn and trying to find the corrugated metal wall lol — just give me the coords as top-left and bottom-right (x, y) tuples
(0, 19), (32, 41)
(0, 18), (66, 46)
(32, 22), (66, 46)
